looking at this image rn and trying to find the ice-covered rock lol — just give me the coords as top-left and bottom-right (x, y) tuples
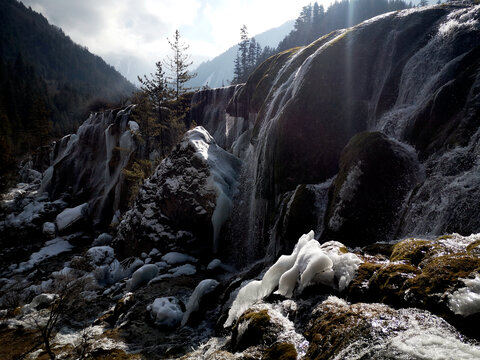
(42, 222), (56, 238)
(162, 252), (197, 265)
(92, 233), (113, 246)
(87, 246), (115, 266)
(168, 264), (197, 277)
(128, 264), (159, 291)
(181, 279), (219, 326)
(115, 126), (241, 257)
(147, 297), (184, 328)
(56, 203), (88, 233)
(15, 238), (73, 273)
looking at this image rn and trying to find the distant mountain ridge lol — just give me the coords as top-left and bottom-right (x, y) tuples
(0, 0), (136, 178)
(188, 20), (294, 89)
(0, 0), (135, 100)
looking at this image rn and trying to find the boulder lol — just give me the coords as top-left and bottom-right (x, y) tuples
(114, 127), (241, 258)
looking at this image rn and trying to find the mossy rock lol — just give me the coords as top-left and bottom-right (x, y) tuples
(346, 262), (383, 302)
(90, 348), (143, 359)
(231, 309), (278, 352)
(305, 300), (396, 360)
(390, 238), (441, 266)
(403, 254), (480, 310)
(466, 239), (480, 255)
(368, 263), (421, 307)
(262, 342), (297, 360)
(322, 132), (420, 247)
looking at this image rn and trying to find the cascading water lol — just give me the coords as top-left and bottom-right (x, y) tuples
(189, 3), (480, 266)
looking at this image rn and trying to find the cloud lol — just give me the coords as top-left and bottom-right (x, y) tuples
(20, 0), (333, 82)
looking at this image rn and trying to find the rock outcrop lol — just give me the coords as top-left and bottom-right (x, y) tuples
(114, 127), (241, 258)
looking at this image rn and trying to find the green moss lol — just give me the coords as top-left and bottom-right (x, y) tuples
(339, 246), (349, 254)
(404, 254), (480, 308)
(436, 234), (454, 240)
(347, 262), (382, 301)
(262, 342), (297, 360)
(305, 301), (395, 360)
(467, 239), (480, 254)
(368, 263), (420, 306)
(390, 239), (441, 266)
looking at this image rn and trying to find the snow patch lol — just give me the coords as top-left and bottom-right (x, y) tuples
(147, 297), (184, 327)
(15, 238), (73, 273)
(87, 246), (115, 266)
(448, 274), (480, 316)
(56, 203), (88, 232)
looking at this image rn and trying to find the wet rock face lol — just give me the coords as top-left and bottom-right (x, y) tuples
(41, 106), (138, 228)
(322, 132), (421, 246)
(114, 127), (241, 258)
(189, 85), (250, 151)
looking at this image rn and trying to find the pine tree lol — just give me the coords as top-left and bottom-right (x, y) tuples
(248, 38), (258, 73)
(239, 25), (249, 81)
(137, 61), (170, 156)
(164, 30), (196, 100)
(233, 53), (242, 83)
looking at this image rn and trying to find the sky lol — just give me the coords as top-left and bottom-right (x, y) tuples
(20, 0), (333, 83)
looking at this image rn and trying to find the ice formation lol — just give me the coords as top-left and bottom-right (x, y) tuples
(180, 127), (241, 252)
(161, 252), (197, 265)
(87, 246), (115, 266)
(55, 203), (88, 232)
(128, 264), (159, 291)
(147, 297), (184, 327)
(181, 279), (219, 326)
(225, 231), (362, 326)
(448, 274), (480, 316)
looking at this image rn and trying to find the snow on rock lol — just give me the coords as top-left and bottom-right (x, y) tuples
(128, 264), (159, 291)
(94, 259), (126, 286)
(182, 279), (219, 326)
(147, 297), (184, 327)
(162, 252), (198, 265)
(114, 126), (241, 257)
(225, 231), (362, 327)
(15, 238), (73, 273)
(87, 246), (115, 266)
(56, 203), (88, 232)
(42, 222), (56, 238)
(22, 293), (57, 314)
(169, 264), (197, 277)
(448, 274), (480, 316)
(128, 120), (139, 132)
(92, 233), (113, 246)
